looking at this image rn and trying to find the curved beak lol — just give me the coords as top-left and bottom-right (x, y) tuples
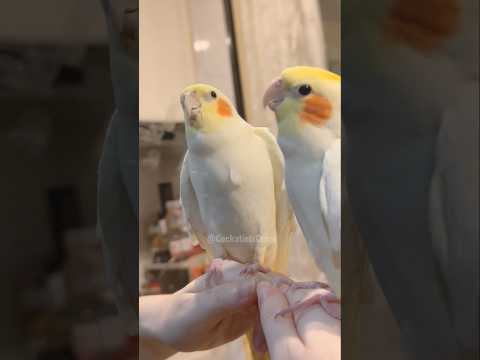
(263, 77), (285, 111)
(180, 91), (201, 125)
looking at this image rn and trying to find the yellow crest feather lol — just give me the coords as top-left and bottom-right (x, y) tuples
(281, 66), (340, 84)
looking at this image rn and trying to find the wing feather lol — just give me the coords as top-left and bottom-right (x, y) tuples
(253, 127), (296, 272)
(179, 152), (211, 253)
(321, 139), (341, 253)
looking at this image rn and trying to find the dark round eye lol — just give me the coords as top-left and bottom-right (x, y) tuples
(210, 91), (217, 98)
(298, 84), (312, 96)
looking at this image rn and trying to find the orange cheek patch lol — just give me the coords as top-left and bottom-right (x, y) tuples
(300, 95), (332, 126)
(217, 98), (233, 117)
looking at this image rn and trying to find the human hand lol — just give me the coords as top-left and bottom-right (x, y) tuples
(140, 260), (260, 354)
(256, 281), (341, 360)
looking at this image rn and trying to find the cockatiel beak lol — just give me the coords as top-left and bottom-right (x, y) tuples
(180, 91), (202, 127)
(263, 77), (285, 111)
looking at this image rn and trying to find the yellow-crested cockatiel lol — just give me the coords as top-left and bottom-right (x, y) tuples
(179, 83), (295, 275)
(179, 83), (296, 360)
(263, 66), (341, 320)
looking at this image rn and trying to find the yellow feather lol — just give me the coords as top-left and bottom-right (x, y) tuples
(276, 66), (341, 135)
(281, 66), (340, 84)
(180, 83), (236, 133)
(182, 83), (219, 94)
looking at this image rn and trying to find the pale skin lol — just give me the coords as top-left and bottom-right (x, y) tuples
(139, 260), (340, 359)
(257, 281), (341, 360)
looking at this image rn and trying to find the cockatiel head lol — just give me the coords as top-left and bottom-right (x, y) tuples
(263, 66), (341, 140)
(180, 84), (239, 134)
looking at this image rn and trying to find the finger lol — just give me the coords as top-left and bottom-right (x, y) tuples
(219, 305), (259, 345)
(180, 260), (257, 293)
(285, 287), (340, 345)
(257, 281), (303, 357)
(197, 277), (258, 318)
(197, 305), (259, 350)
(174, 278), (256, 331)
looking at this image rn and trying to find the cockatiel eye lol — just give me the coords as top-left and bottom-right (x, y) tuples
(204, 90), (218, 102)
(298, 84), (312, 96)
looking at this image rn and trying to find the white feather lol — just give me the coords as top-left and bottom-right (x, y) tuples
(180, 122), (294, 271)
(283, 137), (341, 297)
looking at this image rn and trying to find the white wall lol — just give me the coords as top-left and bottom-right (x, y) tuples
(139, 0), (196, 123)
(231, 0), (327, 130)
(319, 0), (341, 73)
(140, 0), (236, 123)
(187, 0), (237, 108)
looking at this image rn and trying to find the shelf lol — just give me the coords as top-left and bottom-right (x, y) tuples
(144, 251), (207, 272)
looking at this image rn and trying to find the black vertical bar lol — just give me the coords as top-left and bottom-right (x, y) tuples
(158, 182), (174, 219)
(223, 0), (246, 120)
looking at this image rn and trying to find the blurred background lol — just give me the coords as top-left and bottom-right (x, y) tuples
(0, 1), (135, 359)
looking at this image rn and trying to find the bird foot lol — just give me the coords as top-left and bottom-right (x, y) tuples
(272, 279), (330, 293)
(275, 290), (341, 320)
(287, 280), (330, 291)
(240, 262), (270, 276)
(205, 258), (224, 287)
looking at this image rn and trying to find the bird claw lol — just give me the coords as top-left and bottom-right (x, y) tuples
(288, 280), (330, 291)
(274, 290), (341, 320)
(240, 263), (270, 276)
(272, 279), (330, 294)
(268, 275), (294, 292)
(205, 258), (224, 287)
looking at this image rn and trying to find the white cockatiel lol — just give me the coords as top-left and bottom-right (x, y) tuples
(179, 83), (295, 278)
(263, 66), (341, 319)
(179, 83), (295, 360)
